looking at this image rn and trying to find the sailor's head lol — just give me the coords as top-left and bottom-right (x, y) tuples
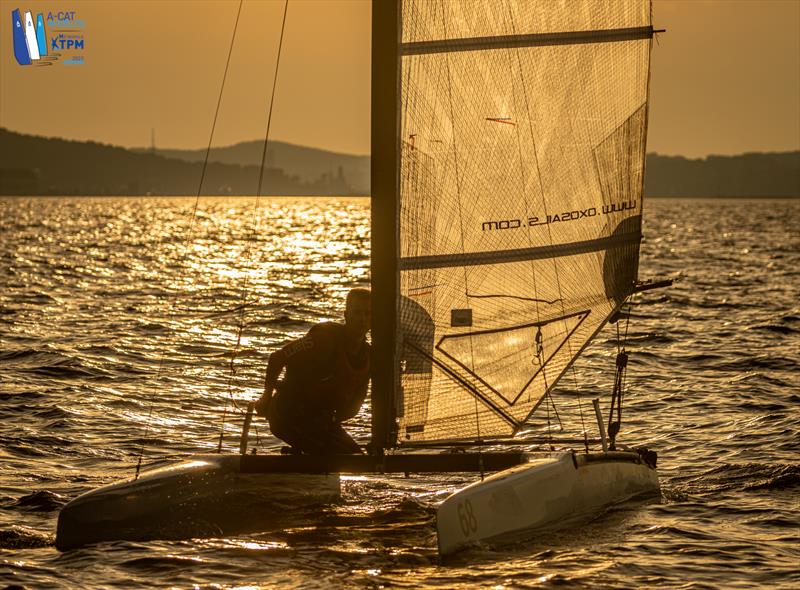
(344, 288), (371, 339)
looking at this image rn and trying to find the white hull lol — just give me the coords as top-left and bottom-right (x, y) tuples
(436, 450), (659, 555)
(56, 454), (340, 550)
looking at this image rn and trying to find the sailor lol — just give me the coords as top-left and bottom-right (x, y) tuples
(255, 288), (371, 454)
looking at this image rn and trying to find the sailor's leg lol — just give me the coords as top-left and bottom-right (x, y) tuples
(286, 419), (361, 454)
(322, 421), (363, 454)
(267, 408), (309, 452)
(273, 417), (361, 454)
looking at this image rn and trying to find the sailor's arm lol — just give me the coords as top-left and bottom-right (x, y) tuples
(255, 348), (287, 416)
(263, 348), (287, 395)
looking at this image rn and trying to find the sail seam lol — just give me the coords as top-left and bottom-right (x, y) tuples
(403, 341), (518, 430)
(400, 232), (642, 270)
(402, 26), (654, 55)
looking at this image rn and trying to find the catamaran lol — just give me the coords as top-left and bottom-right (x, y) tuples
(56, 0), (667, 555)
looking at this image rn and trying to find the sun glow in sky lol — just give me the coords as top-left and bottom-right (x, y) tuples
(0, 0), (797, 158)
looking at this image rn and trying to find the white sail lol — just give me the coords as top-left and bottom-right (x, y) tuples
(396, 0), (653, 443)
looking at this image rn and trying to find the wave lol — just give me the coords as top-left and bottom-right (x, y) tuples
(729, 371), (792, 387)
(9, 291), (59, 305)
(713, 355), (798, 372)
(18, 364), (109, 379)
(749, 324), (798, 335)
(31, 406), (70, 420)
(119, 555), (214, 572)
(743, 465), (800, 491)
(132, 321), (172, 335)
(0, 348), (112, 380)
(363, 496), (435, 524)
(3, 490), (65, 512)
(0, 348), (45, 362)
(0, 389), (45, 402)
(0, 525), (53, 549)
(677, 463), (800, 494)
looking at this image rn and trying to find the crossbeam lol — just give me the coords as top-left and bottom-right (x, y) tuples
(240, 452), (528, 474)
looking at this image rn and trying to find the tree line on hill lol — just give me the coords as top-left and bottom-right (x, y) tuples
(0, 129), (358, 197)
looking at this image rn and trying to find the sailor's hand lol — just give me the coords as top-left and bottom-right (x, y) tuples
(255, 394), (271, 417)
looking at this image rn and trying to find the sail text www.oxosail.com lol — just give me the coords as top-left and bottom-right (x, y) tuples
(481, 199), (637, 231)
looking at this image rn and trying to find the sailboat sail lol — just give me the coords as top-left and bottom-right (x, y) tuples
(395, 0), (653, 443)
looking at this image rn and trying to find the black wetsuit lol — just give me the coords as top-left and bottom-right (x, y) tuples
(267, 322), (369, 454)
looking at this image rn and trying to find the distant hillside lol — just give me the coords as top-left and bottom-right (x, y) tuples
(1, 128), (797, 198)
(137, 141), (370, 195)
(144, 142), (800, 199)
(0, 129), (358, 196)
(645, 152), (799, 197)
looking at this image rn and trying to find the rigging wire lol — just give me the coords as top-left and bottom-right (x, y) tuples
(544, 388), (553, 450)
(608, 293), (635, 447)
(570, 365), (590, 453)
(217, 0), (290, 453)
(134, 0), (245, 479)
(618, 293), (636, 424)
(547, 391), (563, 431)
(535, 337), (555, 450)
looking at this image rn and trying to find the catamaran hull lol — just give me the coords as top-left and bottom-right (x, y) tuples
(436, 450), (659, 556)
(55, 454), (340, 551)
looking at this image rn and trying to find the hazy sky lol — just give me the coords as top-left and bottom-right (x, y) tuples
(1, 0), (798, 158)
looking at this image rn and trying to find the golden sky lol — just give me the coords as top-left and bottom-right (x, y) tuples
(1, 0), (798, 158)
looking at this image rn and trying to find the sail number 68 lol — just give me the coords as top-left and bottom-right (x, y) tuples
(457, 499), (478, 536)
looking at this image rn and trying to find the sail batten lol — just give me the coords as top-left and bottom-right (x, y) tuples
(400, 232), (642, 270)
(394, 0), (652, 444)
(402, 25), (655, 55)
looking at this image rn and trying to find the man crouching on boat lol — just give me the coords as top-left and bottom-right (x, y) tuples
(254, 288), (371, 454)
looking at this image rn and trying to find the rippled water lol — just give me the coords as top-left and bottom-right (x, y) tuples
(1, 196), (798, 589)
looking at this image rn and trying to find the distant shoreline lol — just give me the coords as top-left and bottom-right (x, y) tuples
(1, 128), (798, 198)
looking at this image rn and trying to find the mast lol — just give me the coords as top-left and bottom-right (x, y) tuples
(370, 0), (400, 452)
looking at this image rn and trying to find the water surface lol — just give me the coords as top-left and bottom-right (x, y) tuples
(0, 196), (798, 588)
